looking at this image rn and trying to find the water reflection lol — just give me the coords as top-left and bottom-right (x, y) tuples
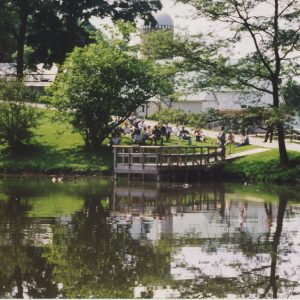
(0, 177), (300, 298)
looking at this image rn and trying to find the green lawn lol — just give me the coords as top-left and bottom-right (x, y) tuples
(224, 149), (300, 183)
(0, 110), (113, 174)
(0, 110), (260, 174)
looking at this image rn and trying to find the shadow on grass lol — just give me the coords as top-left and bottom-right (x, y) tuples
(0, 142), (113, 174)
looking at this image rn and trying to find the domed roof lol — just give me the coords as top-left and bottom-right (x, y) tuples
(153, 12), (174, 28)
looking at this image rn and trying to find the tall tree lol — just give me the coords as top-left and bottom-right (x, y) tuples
(167, 0), (300, 165)
(50, 24), (172, 148)
(1, 0), (162, 78)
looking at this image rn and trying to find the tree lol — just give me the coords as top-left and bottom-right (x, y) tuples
(0, 1), (17, 62)
(1, 0), (162, 78)
(50, 26), (172, 149)
(0, 78), (39, 149)
(282, 79), (300, 110)
(159, 0), (300, 165)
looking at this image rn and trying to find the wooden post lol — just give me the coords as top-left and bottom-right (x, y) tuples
(214, 147), (218, 162)
(192, 147), (195, 166)
(207, 148), (210, 164)
(113, 147), (117, 170)
(142, 147), (145, 169)
(200, 148), (203, 165)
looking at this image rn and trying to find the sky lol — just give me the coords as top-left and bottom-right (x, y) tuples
(90, 0), (300, 60)
(90, 0), (254, 57)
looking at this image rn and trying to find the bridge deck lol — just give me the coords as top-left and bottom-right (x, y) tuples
(113, 145), (225, 179)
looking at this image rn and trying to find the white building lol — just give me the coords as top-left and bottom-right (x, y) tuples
(0, 63), (57, 90)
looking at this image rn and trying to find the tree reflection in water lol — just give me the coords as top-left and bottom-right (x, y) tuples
(0, 179), (300, 298)
(0, 194), (59, 298)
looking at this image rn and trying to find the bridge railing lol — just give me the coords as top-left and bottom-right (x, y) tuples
(113, 145), (225, 170)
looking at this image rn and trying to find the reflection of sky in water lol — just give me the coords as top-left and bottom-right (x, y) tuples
(113, 200), (300, 298)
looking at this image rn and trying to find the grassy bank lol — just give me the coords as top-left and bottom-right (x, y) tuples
(0, 110), (113, 174)
(0, 110), (259, 175)
(224, 149), (300, 183)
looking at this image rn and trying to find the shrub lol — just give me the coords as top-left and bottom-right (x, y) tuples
(0, 78), (39, 149)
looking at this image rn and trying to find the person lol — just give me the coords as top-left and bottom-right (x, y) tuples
(165, 124), (172, 142)
(151, 125), (163, 146)
(194, 127), (205, 142)
(132, 128), (144, 144)
(138, 120), (146, 131)
(110, 131), (120, 146)
(217, 126), (226, 157)
(236, 131), (250, 147)
(217, 126), (226, 147)
(142, 126), (151, 143)
(173, 125), (181, 143)
(179, 126), (192, 145)
(122, 122), (131, 135)
(226, 130), (235, 154)
(128, 113), (136, 125)
(264, 123), (274, 143)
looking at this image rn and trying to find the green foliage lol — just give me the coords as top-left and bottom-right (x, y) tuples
(153, 0), (300, 163)
(149, 107), (228, 128)
(282, 79), (300, 110)
(1, 0), (162, 74)
(0, 78), (39, 149)
(0, 1), (17, 62)
(141, 29), (176, 59)
(50, 29), (171, 148)
(149, 108), (190, 125)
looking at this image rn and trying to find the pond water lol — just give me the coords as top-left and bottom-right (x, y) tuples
(0, 177), (300, 298)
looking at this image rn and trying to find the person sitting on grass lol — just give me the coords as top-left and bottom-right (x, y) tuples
(194, 127), (205, 142)
(173, 125), (181, 143)
(128, 113), (136, 125)
(132, 128), (144, 145)
(142, 126), (152, 144)
(109, 130), (121, 147)
(235, 131), (249, 147)
(122, 122), (131, 135)
(179, 126), (192, 145)
(151, 125), (163, 146)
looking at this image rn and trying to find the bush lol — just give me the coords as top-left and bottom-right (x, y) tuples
(149, 108), (190, 125)
(0, 78), (39, 149)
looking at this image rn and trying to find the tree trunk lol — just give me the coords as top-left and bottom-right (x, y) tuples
(273, 82), (289, 165)
(16, 7), (28, 79)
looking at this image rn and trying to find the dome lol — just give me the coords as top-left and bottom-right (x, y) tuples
(153, 12), (174, 28)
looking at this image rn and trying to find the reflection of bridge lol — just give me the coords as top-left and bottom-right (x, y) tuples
(113, 145), (225, 181)
(112, 185), (225, 218)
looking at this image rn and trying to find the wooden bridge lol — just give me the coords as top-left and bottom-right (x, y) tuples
(113, 145), (225, 181)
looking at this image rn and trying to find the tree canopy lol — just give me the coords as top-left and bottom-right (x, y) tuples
(0, 0), (162, 77)
(144, 0), (300, 164)
(50, 25), (172, 148)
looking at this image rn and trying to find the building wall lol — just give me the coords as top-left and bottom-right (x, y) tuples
(171, 101), (203, 113)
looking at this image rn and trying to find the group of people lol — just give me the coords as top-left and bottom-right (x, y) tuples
(217, 126), (250, 153)
(109, 113), (207, 146)
(110, 114), (250, 149)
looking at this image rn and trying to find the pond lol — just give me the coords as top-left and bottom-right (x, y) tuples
(0, 176), (300, 298)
